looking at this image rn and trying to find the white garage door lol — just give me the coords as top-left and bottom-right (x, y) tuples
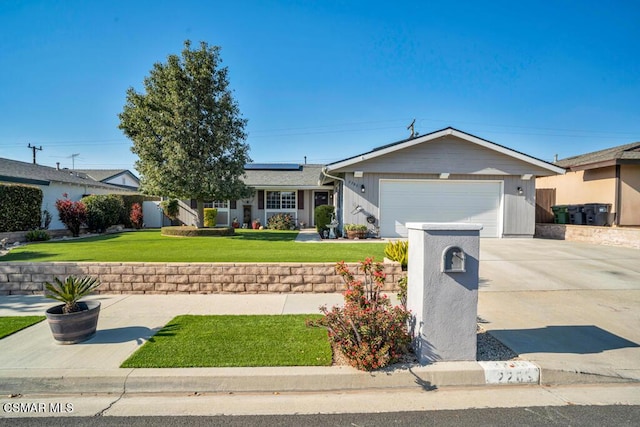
(379, 180), (502, 238)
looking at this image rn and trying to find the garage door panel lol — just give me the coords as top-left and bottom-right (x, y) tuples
(380, 180), (501, 238)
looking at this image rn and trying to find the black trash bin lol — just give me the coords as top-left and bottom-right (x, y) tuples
(584, 203), (613, 226)
(568, 205), (585, 225)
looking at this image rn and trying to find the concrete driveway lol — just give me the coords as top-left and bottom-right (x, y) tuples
(478, 238), (640, 383)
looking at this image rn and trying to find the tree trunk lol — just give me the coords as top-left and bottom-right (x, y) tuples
(194, 199), (205, 228)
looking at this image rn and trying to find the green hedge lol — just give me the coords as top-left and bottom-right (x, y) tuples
(314, 205), (334, 237)
(82, 194), (125, 233)
(161, 226), (234, 237)
(0, 184), (43, 232)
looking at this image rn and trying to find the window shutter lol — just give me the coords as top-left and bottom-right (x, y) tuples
(230, 200), (237, 209)
(297, 190), (304, 210)
(258, 190), (264, 209)
(190, 199), (197, 209)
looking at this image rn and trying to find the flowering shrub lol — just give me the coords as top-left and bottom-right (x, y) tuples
(267, 213), (296, 230)
(308, 258), (411, 371)
(130, 203), (144, 229)
(55, 195), (87, 237)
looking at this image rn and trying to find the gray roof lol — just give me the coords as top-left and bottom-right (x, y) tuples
(0, 158), (134, 192)
(74, 169), (139, 183)
(242, 164), (329, 188)
(556, 142), (640, 169)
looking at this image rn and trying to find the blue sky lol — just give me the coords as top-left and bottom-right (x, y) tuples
(1, 1), (638, 174)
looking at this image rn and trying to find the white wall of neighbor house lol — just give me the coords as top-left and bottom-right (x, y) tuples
(103, 173), (139, 189)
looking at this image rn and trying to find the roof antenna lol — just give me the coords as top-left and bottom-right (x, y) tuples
(68, 153), (80, 170)
(407, 119), (417, 138)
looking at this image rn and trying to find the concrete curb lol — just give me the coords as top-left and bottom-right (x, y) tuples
(0, 361), (542, 395)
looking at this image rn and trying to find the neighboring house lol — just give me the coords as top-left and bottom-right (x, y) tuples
(0, 158), (138, 230)
(74, 169), (140, 190)
(321, 127), (565, 238)
(536, 142), (640, 226)
(185, 163), (334, 227)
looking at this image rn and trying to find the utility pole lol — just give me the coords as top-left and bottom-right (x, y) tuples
(27, 144), (43, 164)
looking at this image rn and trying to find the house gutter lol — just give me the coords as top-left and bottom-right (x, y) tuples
(320, 167), (345, 229)
(319, 167), (345, 186)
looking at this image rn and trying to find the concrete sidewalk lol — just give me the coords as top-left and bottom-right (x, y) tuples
(0, 293), (539, 396)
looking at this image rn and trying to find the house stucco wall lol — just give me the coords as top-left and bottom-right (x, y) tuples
(620, 164), (640, 226)
(536, 167), (617, 208)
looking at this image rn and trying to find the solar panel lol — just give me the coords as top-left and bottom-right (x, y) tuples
(244, 163), (302, 171)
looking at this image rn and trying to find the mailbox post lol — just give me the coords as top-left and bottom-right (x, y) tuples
(406, 222), (482, 364)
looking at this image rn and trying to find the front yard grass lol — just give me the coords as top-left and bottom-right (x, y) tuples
(120, 314), (331, 368)
(0, 316), (45, 339)
(1, 229), (385, 262)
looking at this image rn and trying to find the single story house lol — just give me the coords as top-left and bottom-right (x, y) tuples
(183, 163), (334, 228)
(0, 158), (138, 230)
(536, 142), (640, 226)
(320, 127), (565, 238)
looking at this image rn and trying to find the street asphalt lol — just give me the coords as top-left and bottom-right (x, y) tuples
(0, 234), (639, 416)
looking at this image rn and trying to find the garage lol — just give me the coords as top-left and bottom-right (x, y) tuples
(379, 179), (503, 238)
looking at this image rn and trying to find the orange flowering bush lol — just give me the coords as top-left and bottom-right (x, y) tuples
(309, 258), (411, 371)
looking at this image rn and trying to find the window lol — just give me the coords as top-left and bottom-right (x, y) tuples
(266, 191), (296, 210)
(204, 200), (229, 209)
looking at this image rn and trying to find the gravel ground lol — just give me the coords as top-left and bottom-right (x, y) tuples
(332, 324), (519, 366)
(476, 325), (519, 361)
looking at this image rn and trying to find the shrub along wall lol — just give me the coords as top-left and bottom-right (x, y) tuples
(0, 262), (403, 295)
(0, 184), (43, 232)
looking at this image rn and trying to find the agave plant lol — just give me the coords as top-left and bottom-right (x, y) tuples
(44, 276), (101, 314)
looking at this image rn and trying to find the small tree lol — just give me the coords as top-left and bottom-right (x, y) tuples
(55, 195), (87, 237)
(119, 40), (252, 227)
(130, 203), (144, 229)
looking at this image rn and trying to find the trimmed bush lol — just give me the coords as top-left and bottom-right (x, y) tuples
(161, 226), (234, 237)
(203, 208), (218, 227)
(314, 205), (334, 237)
(0, 184), (43, 232)
(82, 194), (125, 233)
(267, 213), (295, 230)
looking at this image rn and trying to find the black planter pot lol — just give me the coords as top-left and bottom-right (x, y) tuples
(45, 300), (101, 344)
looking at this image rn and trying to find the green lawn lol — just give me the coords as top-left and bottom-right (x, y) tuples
(2, 229), (385, 262)
(0, 316), (45, 339)
(121, 314), (331, 368)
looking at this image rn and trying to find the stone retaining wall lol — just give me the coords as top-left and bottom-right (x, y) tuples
(535, 224), (640, 249)
(0, 262), (404, 295)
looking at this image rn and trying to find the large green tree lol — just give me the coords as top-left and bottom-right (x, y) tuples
(119, 40), (252, 227)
